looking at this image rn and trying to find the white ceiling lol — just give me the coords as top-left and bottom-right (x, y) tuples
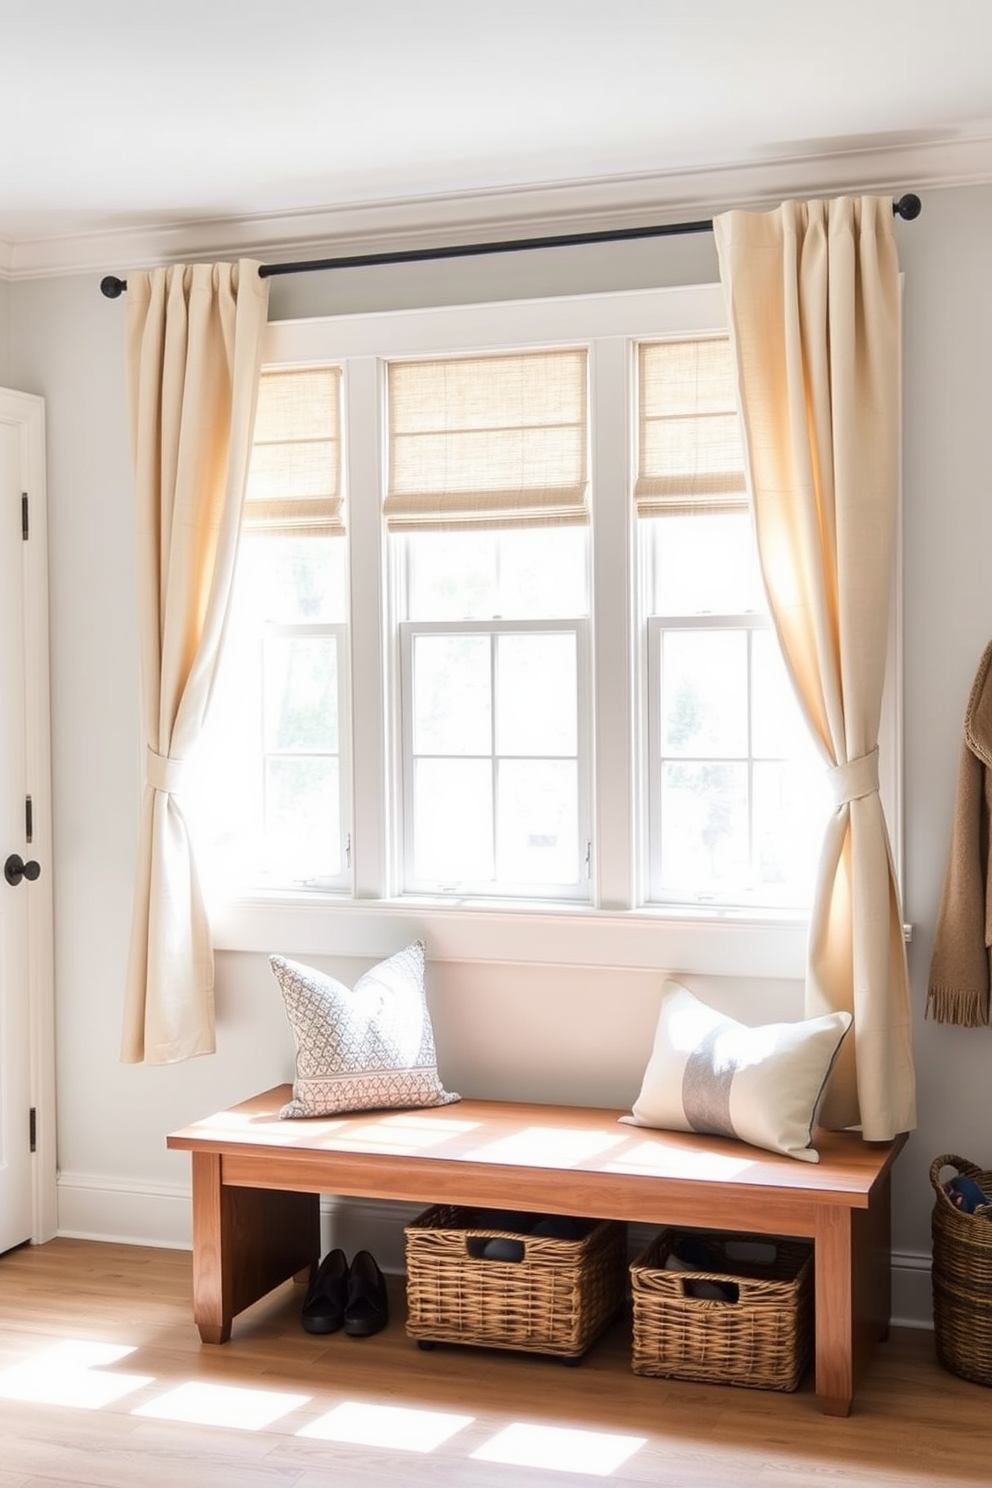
(4, 0), (992, 273)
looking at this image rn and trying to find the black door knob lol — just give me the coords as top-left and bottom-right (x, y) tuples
(4, 854), (41, 886)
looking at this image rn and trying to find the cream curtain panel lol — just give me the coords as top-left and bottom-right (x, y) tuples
(121, 261), (270, 1064)
(713, 197), (915, 1141)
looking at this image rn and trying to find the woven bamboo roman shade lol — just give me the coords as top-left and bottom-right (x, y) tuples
(635, 338), (748, 517)
(243, 366), (343, 536)
(384, 348), (589, 530)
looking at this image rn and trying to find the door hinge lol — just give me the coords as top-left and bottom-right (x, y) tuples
(29, 1107), (37, 1153)
(25, 795), (33, 844)
(21, 492), (28, 541)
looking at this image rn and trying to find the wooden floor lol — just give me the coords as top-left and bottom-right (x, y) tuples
(0, 1238), (987, 1488)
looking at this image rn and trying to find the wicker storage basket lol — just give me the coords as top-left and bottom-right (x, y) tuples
(930, 1153), (992, 1386)
(629, 1228), (813, 1391)
(404, 1205), (626, 1359)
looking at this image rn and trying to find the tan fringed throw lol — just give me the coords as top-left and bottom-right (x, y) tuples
(928, 641), (992, 1026)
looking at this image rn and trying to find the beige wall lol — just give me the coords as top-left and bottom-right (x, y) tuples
(8, 183), (992, 1324)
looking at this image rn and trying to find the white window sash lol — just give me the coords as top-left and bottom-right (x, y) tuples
(646, 611), (775, 907)
(258, 618), (352, 893)
(399, 617), (591, 901)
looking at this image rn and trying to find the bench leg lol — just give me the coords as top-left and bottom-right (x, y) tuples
(813, 1178), (892, 1416)
(190, 1152), (320, 1344)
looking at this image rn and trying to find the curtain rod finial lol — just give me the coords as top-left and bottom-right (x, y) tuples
(100, 275), (127, 299)
(893, 193), (922, 221)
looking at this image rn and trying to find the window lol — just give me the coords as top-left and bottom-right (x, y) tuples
(636, 339), (829, 908)
(189, 367), (351, 891)
(386, 349), (591, 899)
(192, 286), (900, 963)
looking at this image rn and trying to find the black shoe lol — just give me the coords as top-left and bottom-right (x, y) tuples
(301, 1248), (348, 1334)
(343, 1250), (389, 1337)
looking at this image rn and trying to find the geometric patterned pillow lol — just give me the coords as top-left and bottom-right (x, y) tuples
(620, 978), (852, 1162)
(270, 940), (460, 1119)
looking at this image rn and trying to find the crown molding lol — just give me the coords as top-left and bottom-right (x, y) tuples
(3, 132), (992, 284)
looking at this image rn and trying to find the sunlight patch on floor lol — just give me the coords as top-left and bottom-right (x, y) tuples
(0, 1340), (154, 1408)
(298, 1400), (474, 1451)
(471, 1422), (647, 1475)
(133, 1380), (310, 1429)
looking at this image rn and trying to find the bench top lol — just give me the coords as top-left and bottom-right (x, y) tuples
(168, 1085), (906, 1223)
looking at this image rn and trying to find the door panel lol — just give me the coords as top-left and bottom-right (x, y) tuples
(0, 391), (53, 1254)
(0, 414), (31, 1251)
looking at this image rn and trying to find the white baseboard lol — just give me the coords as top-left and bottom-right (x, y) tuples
(54, 1180), (936, 1330)
(56, 1171), (193, 1250)
(890, 1247), (934, 1330)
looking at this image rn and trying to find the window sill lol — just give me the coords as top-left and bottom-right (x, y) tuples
(209, 892), (816, 980)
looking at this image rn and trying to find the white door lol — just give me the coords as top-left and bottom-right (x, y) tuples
(0, 390), (54, 1254)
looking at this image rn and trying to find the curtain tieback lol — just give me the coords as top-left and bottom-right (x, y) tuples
(828, 747), (879, 809)
(146, 747), (186, 794)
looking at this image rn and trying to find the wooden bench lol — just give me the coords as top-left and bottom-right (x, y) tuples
(167, 1084), (907, 1417)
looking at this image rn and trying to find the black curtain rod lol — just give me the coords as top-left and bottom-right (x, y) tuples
(99, 192), (922, 299)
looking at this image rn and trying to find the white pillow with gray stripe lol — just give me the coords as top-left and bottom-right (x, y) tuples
(271, 941), (460, 1119)
(621, 979), (852, 1162)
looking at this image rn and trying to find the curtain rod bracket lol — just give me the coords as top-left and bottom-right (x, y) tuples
(99, 193), (922, 297)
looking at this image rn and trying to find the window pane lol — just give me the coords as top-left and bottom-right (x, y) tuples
(496, 634), (576, 756)
(236, 534), (347, 624)
(753, 760), (829, 904)
(404, 528), (587, 621)
(414, 759), (493, 881)
(264, 637), (339, 752)
(412, 635), (491, 754)
(265, 758), (341, 879)
(661, 630), (748, 757)
(495, 528), (587, 619)
(660, 761), (748, 891)
(646, 513), (762, 615)
(497, 760), (577, 884)
(407, 531), (498, 619)
(751, 629), (815, 759)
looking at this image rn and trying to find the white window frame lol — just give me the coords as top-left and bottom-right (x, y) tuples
(208, 282), (903, 985)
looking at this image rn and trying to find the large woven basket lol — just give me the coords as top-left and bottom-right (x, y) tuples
(629, 1229), (813, 1391)
(404, 1205), (626, 1359)
(930, 1153), (992, 1386)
